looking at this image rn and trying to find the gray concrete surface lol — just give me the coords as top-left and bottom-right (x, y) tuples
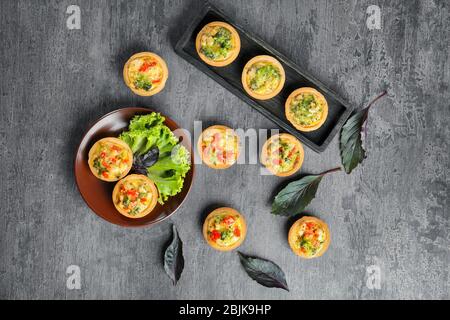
(0, 0), (448, 299)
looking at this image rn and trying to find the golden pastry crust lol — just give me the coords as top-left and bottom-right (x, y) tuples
(123, 52), (169, 96)
(285, 87), (328, 132)
(112, 174), (158, 219)
(88, 137), (133, 182)
(260, 133), (304, 177)
(241, 55), (285, 100)
(203, 207), (247, 251)
(197, 125), (240, 169)
(288, 216), (330, 259)
(196, 21), (241, 67)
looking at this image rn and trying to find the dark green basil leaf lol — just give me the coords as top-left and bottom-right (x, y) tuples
(237, 252), (289, 291)
(271, 175), (322, 216)
(271, 168), (341, 216)
(339, 109), (368, 174)
(164, 225), (184, 285)
(340, 91), (387, 174)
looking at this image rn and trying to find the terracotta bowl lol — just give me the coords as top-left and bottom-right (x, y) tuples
(74, 107), (194, 227)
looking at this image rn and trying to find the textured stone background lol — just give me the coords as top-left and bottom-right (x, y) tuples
(0, 0), (448, 299)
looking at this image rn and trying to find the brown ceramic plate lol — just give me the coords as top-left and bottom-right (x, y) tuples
(74, 107), (194, 227)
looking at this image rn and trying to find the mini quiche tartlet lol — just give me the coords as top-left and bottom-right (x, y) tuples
(123, 52), (169, 96)
(203, 207), (247, 251)
(260, 133), (304, 177)
(112, 174), (158, 219)
(285, 87), (328, 132)
(242, 55), (285, 100)
(197, 125), (239, 169)
(88, 137), (133, 182)
(288, 216), (330, 259)
(196, 21), (241, 67)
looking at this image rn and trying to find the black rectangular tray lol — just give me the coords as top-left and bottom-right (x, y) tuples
(174, 3), (354, 153)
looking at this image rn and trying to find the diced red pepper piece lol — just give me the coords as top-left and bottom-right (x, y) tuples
(306, 222), (316, 229)
(304, 231), (313, 238)
(203, 146), (212, 158)
(139, 63), (149, 72)
(127, 190), (138, 198)
(225, 151), (234, 159)
(213, 133), (222, 141)
(233, 226), (241, 237)
(139, 61), (156, 72)
(288, 147), (297, 158)
(101, 171), (109, 178)
(210, 230), (221, 241)
(211, 133), (222, 148)
(217, 152), (226, 163)
(102, 160), (110, 169)
(222, 216), (235, 226)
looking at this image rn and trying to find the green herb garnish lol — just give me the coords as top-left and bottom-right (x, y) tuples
(200, 27), (232, 60)
(134, 73), (152, 91)
(250, 65), (280, 90)
(221, 229), (233, 241)
(129, 207), (140, 216)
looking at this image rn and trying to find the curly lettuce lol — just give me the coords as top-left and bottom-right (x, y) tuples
(119, 113), (191, 204)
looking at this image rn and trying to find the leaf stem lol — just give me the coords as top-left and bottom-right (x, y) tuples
(367, 90), (388, 110)
(363, 90), (388, 138)
(319, 167), (342, 176)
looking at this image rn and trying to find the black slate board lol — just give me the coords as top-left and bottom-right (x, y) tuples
(175, 3), (354, 153)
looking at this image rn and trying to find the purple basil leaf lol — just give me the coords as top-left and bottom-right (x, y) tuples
(164, 225), (184, 285)
(132, 146), (159, 174)
(340, 91), (387, 174)
(238, 252), (289, 291)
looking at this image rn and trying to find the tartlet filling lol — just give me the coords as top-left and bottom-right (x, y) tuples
(266, 138), (300, 173)
(207, 212), (242, 247)
(115, 178), (154, 216)
(127, 57), (163, 92)
(200, 129), (238, 166)
(246, 62), (281, 95)
(295, 221), (326, 256)
(289, 93), (324, 126)
(200, 26), (233, 61)
(91, 141), (131, 179)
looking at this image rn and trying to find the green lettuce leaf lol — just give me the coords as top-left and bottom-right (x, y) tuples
(119, 113), (191, 204)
